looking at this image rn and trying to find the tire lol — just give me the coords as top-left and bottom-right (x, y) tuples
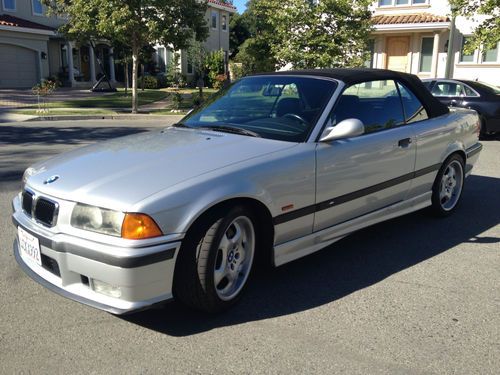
(429, 154), (465, 217)
(479, 116), (488, 140)
(173, 205), (257, 312)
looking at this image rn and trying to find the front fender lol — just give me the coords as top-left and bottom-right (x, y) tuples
(133, 143), (316, 237)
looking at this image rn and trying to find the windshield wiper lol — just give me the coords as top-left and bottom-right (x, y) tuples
(199, 125), (261, 138)
(172, 122), (191, 128)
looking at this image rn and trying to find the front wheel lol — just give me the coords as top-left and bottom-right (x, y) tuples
(429, 154), (465, 217)
(173, 206), (256, 312)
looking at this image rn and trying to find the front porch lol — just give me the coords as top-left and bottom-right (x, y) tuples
(48, 40), (117, 88)
(370, 13), (450, 79)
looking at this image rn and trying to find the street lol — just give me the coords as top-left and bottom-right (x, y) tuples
(0, 119), (499, 374)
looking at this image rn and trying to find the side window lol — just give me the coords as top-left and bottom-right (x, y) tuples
(432, 82), (464, 97)
(328, 80), (405, 134)
(422, 80), (433, 89)
(463, 85), (479, 97)
(396, 82), (428, 123)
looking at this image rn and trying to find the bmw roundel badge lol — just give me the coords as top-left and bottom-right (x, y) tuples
(44, 175), (60, 184)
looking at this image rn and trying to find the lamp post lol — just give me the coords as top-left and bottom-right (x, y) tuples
(445, 5), (457, 79)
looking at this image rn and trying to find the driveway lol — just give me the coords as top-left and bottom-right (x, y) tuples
(0, 120), (498, 374)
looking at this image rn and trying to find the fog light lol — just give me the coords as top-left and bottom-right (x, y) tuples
(91, 279), (122, 298)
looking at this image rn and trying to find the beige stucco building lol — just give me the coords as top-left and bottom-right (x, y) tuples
(0, 0), (117, 88)
(154, 0), (236, 79)
(370, 0), (500, 85)
(0, 0), (235, 88)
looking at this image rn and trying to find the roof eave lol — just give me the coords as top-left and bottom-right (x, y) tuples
(372, 22), (450, 33)
(208, 3), (237, 13)
(0, 24), (55, 36)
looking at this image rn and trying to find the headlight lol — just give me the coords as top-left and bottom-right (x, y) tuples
(71, 204), (124, 237)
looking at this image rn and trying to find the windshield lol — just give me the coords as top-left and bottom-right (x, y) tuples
(182, 76), (337, 142)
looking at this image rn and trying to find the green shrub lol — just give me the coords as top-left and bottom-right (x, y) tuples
(206, 49), (225, 88)
(139, 75), (158, 89)
(156, 74), (168, 88)
(213, 74), (227, 90)
(172, 90), (184, 109)
(191, 92), (205, 107)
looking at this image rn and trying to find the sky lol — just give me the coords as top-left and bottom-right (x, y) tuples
(232, 0), (247, 13)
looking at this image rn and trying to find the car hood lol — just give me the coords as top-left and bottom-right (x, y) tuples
(25, 127), (296, 210)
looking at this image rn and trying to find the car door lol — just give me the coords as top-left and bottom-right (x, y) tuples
(314, 79), (417, 232)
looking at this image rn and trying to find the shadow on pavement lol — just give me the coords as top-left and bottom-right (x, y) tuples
(0, 125), (149, 145)
(0, 126), (149, 182)
(124, 174), (500, 336)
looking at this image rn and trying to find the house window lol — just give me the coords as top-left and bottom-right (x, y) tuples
(222, 14), (227, 31)
(3, 0), (16, 11)
(378, 0), (428, 6)
(364, 40), (375, 68)
(187, 60), (193, 75)
(460, 37), (474, 63)
(419, 37), (433, 72)
(157, 47), (166, 73)
(211, 11), (218, 29)
(32, 0), (43, 15)
(483, 43), (499, 63)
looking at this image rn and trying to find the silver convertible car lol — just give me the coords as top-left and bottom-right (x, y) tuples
(12, 69), (482, 314)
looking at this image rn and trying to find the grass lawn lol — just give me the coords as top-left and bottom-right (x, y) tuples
(163, 88), (218, 96)
(44, 89), (169, 109)
(15, 109), (118, 116)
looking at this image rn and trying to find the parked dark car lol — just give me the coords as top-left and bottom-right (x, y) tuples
(422, 78), (500, 136)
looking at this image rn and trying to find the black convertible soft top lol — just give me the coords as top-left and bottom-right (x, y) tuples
(257, 68), (449, 119)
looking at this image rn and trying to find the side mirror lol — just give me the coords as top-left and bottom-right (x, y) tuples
(320, 118), (365, 142)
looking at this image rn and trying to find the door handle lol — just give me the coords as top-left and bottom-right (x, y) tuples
(450, 100), (457, 106)
(398, 138), (412, 147)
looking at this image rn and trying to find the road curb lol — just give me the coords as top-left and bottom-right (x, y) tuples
(25, 114), (184, 122)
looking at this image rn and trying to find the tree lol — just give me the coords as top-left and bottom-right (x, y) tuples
(449, 0), (500, 52)
(250, 0), (373, 70)
(232, 0), (277, 74)
(44, 0), (208, 113)
(187, 40), (208, 98)
(229, 12), (252, 58)
(234, 38), (276, 75)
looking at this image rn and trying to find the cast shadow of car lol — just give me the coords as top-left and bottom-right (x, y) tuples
(124, 174), (500, 336)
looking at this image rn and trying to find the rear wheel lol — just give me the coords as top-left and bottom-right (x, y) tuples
(429, 154), (465, 217)
(173, 206), (256, 312)
(479, 116), (488, 140)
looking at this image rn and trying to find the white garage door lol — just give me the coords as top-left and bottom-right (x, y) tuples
(0, 44), (38, 88)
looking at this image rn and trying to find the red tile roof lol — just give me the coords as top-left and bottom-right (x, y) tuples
(0, 14), (55, 31)
(373, 13), (450, 25)
(208, 0), (237, 11)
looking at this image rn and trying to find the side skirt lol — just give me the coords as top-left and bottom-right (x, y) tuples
(273, 192), (432, 267)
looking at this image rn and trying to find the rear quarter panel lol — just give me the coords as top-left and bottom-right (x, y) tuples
(408, 109), (479, 198)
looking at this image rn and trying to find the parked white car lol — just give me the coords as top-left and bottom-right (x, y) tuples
(12, 69), (482, 314)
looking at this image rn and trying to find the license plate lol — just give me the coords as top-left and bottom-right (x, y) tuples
(18, 226), (42, 266)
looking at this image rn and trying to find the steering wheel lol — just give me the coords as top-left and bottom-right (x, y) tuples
(282, 113), (309, 128)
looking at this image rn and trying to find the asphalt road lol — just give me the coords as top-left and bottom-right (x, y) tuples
(1, 120), (499, 374)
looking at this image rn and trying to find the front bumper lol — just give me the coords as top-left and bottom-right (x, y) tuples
(12, 194), (182, 314)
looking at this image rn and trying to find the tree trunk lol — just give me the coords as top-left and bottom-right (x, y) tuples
(131, 41), (139, 114)
(141, 64), (145, 91)
(125, 62), (129, 95)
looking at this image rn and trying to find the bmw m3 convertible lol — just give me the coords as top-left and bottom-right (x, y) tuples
(13, 69), (482, 314)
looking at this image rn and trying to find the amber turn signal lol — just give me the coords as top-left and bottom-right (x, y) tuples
(121, 213), (163, 239)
